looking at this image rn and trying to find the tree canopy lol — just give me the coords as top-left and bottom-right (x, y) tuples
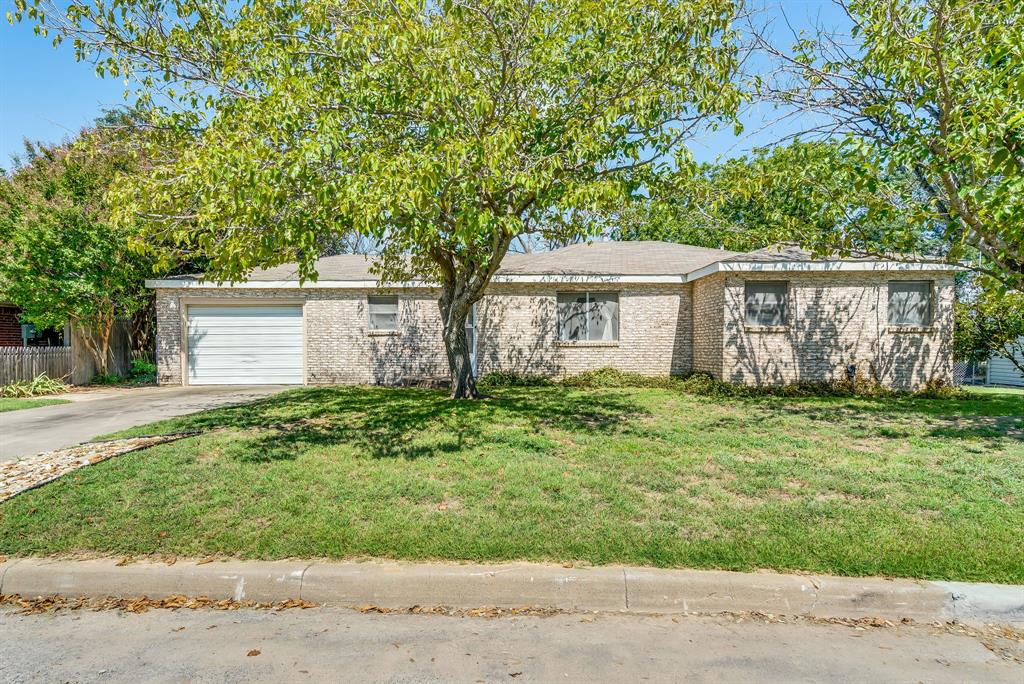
(611, 140), (931, 254)
(15, 0), (745, 396)
(0, 116), (156, 374)
(761, 0), (1024, 290)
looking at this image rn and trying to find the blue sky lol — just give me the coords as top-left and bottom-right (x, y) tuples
(0, 1), (849, 168)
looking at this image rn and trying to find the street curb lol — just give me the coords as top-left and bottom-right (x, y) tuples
(2, 558), (1022, 626)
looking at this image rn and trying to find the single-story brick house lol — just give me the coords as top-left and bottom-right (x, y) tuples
(145, 241), (957, 389)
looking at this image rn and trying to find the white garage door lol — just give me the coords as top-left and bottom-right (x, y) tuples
(187, 306), (304, 385)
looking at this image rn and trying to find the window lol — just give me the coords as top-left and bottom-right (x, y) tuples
(557, 292), (619, 342)
(888, 281), (932, 327)
(368, 295), (399, 331)
(744, 281), (788, 327)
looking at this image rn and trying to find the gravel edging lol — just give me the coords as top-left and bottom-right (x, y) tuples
(0, 433), (197, 502)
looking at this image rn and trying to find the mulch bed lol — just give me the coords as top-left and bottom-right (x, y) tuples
(0, 434), (195, 503)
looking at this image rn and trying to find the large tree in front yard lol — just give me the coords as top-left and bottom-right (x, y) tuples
(14, 0), (744, 397)
(0, 120), (156, 375)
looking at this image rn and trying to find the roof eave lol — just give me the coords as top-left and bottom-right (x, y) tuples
(685, 260), (963, 283)
(145, 260), (963, 290)
(144, 273), (692, 289)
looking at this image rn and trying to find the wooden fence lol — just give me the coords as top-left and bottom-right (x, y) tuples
(0, 347), (73, 385)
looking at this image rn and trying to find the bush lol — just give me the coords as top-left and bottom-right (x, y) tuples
(913, 377), (966, 400)
(0, 373), (70, 397)
(91, 372), (125, 385)
(560, 368), (679, 390)
(476, 371), (553, 387)
(129, 357), (157, 384)
(557, 367), (968, 400)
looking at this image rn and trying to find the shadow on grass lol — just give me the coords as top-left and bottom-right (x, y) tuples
(738, 391), (1024, 446)
(158, 385), (646, 462)
(128, 384), (1024, 462)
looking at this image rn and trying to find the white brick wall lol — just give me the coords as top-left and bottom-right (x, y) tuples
(155, 284), (693, 385)
(718, 272), (954, 390)
(477, 284), (693, 377)
(691, 274), (724, 378)
(153, 272), (953, 390)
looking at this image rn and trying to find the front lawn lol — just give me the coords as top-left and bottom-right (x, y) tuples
(0, 384), (1021, 583)
(0, 397), (70, 413)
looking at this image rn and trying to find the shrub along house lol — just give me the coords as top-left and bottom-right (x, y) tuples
(145, 241), (957, 390)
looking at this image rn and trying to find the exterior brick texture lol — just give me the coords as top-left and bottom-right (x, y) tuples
(717, 272), (954, 390)
(154, 272), (953, 390)
(691, 275), (724, 378)
(0, 306), (23, 347)
(476, 284), (692, 378)
(155, 285), (692, 385)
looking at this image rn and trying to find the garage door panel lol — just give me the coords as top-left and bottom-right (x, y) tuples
(187, 339), (304, 350)
(187, 305), (303, 385)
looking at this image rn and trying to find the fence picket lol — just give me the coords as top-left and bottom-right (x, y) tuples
(0, 347), (73, 385)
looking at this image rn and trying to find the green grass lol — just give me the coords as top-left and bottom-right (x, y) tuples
(0, 397), (69, 413)
(1, 384), (1021, 583)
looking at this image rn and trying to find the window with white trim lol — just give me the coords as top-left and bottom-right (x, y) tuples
(557, 292), (619, 342)
(888, 281), (933, 327)
(744, 281), (789, 327)
(368, 295), (399, 331)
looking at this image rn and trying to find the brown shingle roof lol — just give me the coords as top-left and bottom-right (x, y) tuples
(498, 241), (740, 275)
(173, 240), (935, 284)
(183, 240), (742, 282)
(725, 244), (942, 264)
(243, 255), (378, 281)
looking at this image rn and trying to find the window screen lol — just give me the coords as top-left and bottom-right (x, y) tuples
(744, 281), (788, 326)
(557, 292), (619, 341)
(888, 281), (932, 326)
(368, 295), (399, 330)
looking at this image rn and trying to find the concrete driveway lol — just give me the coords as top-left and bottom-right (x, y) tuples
(0, 385), (291, 462)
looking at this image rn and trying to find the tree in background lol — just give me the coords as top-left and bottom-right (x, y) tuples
(16, 0), (744, 398)
(760, 0), (1024, 290)
(0, 116), (156, 375)
(955, 281), (1024, 374)
(611, 140), (933, 255)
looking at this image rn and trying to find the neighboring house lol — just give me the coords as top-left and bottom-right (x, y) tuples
(0, 301), (133, 384)
(986, 339), (1024, 387)
(0, 303), (23, 346)
(145, 241), (957, 390)
(0, 302), (65, 347)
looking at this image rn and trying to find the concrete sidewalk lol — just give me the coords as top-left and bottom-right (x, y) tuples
(2, 557), (1022, 626)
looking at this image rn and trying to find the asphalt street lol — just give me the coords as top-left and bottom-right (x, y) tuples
(1, 605), (1021, 683)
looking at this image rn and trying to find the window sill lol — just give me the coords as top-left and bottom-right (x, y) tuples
(554, 340), (620, 348)
(368, 330), (400, 337)
(744, 325), (790, 333)
(887, 326), (935, 334)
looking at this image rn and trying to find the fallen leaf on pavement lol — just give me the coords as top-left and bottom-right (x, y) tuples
(247, 649), (261, 657)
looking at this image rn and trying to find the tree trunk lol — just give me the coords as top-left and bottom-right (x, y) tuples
(438, 286), (478, 399)
(75, 317), (112, 378)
